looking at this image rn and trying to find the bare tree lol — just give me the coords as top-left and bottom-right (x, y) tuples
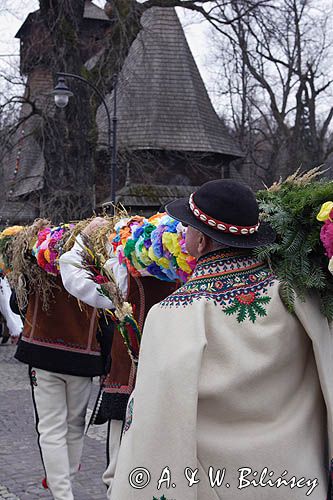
(212, 0), (333, 186)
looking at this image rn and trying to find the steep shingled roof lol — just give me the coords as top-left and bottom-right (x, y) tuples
(15, 0), (109, 38)
(97, 7), (243, 159)
(0, 108), (45, 224)
(0, 67), (53, 224)
(2, 68), (53, 201)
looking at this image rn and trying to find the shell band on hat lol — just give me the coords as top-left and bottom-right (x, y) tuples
(189, 193), (260, 236)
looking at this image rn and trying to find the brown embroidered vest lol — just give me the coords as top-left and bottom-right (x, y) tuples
(15, 279), (104, 377)
(96, 275), (178, 421)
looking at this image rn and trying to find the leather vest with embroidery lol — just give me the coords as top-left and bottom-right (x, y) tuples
(15, 278), (103, 377)
(96, 274), (178, 421)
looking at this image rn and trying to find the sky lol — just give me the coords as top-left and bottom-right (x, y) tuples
(0, 0), (217, 107)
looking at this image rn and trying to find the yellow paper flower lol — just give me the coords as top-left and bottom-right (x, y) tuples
(162, 232), (179, 255)
(0, 225), (24, 238)
(176, 254), (192, 273)
(44, 248), (51, 263)
(147, 246), (170, 269)
(316, 201), (333, 221)
(157, 257), (170, 269)
(131, 252), (145, 271)
(147, 246), (157, 262)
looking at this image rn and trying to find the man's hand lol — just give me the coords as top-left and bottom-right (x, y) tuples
(11, 335), (19, 345)
(82, 217), (109, 236)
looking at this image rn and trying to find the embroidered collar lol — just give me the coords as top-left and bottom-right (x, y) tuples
(193, 249), (253, 277)
(160, 249), (276, 323)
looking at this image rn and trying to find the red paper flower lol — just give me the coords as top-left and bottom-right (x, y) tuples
(94, 274), (109, 285)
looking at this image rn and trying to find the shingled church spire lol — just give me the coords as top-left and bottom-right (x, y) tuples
(97, 7), (243, 161)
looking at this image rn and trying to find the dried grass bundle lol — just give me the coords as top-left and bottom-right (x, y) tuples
(90, 208), (128, 258)
(8, 218), (59, 311)
(266, 166), (327, 192)
(62, 206), (128, 258)
(61, 218), (93, 253)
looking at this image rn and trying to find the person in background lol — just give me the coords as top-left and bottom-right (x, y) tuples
(14, 273), (105, 500)
(0, 276), (23, 343)
(59, 217), (178, 494)
(108, 179), (332, 500)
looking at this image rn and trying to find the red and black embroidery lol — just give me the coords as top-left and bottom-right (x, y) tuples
(160, 250), (275, 322)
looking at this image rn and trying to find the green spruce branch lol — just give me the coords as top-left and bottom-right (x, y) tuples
(256, 173), (333, 321)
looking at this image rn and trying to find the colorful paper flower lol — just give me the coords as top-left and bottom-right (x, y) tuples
(320, 221), (333, 259)
(33, 224), (74, 275)
(316, 201), (333, 222)
(317, 202), (333, 271)
(109, 213), (195, 283)
(94, 274), (110, 285)
(0, 225), (24, 238)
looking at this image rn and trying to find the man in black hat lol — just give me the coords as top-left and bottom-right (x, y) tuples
(108, 179), (332, 500)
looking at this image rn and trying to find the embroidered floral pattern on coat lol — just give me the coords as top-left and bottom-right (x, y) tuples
(160, 250), (275, 323)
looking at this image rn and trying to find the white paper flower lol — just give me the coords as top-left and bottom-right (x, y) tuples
(329, 257), (333, 275)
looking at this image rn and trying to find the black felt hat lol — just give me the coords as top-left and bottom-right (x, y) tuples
(166, 179), (275, 248)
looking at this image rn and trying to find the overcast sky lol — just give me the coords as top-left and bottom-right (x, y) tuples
(0, 0), (217, 106)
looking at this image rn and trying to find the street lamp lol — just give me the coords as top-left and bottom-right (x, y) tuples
(52, 72), (117, 212)
(52, 76), (73, 108)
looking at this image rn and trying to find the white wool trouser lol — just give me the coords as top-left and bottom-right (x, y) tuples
(31, 367), (92, 500)
(103, 419), (123, 499)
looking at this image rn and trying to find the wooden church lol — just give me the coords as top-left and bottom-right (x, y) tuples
(0, 1), (243, 224)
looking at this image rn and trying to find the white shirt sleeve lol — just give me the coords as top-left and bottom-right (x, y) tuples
(59, 235), (128, 309)
(0, 277), (23, 337)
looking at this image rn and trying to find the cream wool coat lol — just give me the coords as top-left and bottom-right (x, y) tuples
(109, 250), (332, 500)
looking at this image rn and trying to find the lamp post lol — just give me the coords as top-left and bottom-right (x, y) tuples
(52, 72), (117, 213)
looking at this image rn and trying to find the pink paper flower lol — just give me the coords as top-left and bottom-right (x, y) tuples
(34, 225), (71, 275)
(94, 274), (109, 285)
(320, 220), (333, 258)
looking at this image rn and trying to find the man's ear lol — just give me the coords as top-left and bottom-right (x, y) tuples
(197, 233), (211, 255)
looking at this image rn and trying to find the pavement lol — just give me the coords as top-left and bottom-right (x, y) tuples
(0, 344), (109, 500)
